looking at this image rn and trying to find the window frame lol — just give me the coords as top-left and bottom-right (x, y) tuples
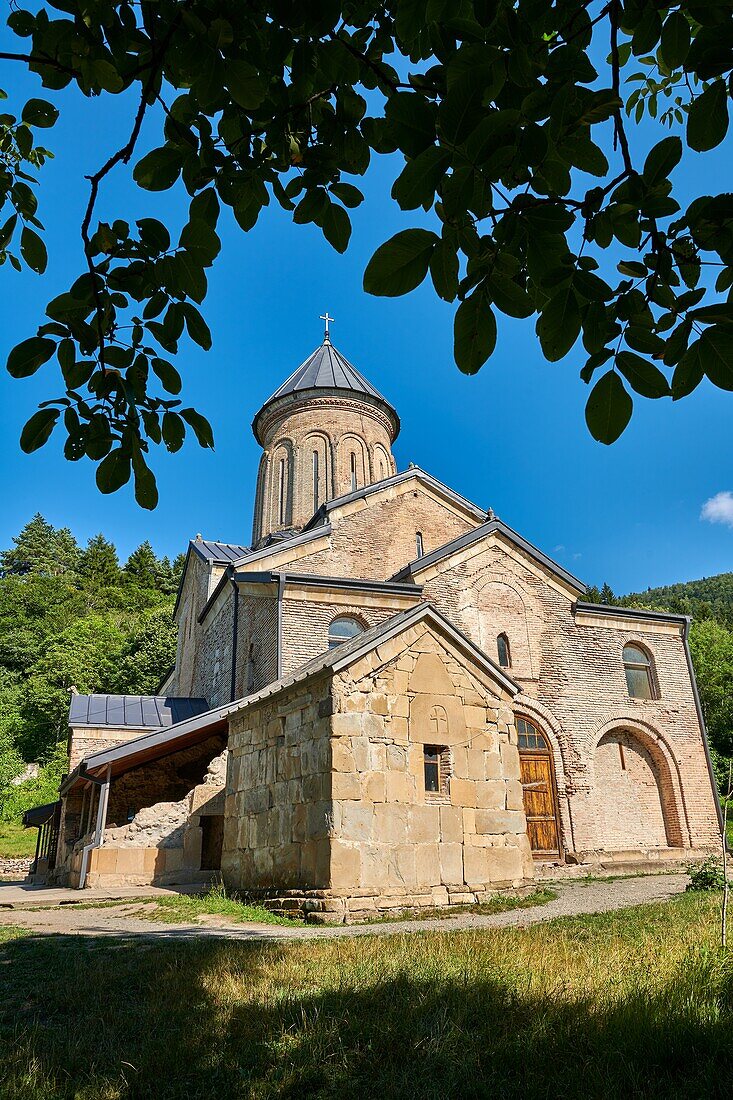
(327, 615), (365, 651)
(497, 632), (511, 668)
(415, 531), (424, 558)
(622, 642), (657, 700)
(423, 744), (451, 800)
(516, 716), (550, 752)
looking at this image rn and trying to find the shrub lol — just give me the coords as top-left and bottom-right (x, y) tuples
(687, 856), (727, 891)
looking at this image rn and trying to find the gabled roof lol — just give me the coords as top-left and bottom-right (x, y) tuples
(62, 604), (517, 791)
(232, 601), (520, 707)
(392, 518), (587, 595)
(574, 601), (689, 625)
(252, 339), (400, 442)
(68, 694), (209, 730)
(301, 466), (488, 533)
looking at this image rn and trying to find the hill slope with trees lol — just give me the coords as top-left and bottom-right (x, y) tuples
(0, 515), (183, 833)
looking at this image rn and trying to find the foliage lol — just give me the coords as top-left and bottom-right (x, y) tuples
(2, 1), (733, 505)
(0, 821), (38, 859)
(687, 855), (727, 891)
(0, 892), (731, 1097)
(624, 571), (733, 626)
(0, 514), (180, 821)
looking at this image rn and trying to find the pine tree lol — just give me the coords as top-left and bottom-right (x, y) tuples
(600, 583), (615, 606)
(80, 535), (120, 588)
(52, 527), (81, 576)
(0, 514), (58, 576)
(123, 541), (160, 588)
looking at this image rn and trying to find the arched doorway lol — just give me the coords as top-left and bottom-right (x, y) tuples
(593, 729), (681, 849)
(517, 717), (562, 858)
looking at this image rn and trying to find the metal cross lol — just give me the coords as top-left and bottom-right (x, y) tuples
(320, 312), (334, 341)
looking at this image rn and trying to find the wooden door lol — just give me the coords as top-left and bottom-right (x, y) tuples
(520, 754), (560, 857)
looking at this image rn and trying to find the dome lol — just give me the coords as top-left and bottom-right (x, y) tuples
(252, 339), (400, 446)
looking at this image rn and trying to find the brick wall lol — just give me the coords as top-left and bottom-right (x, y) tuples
(280, 596), (400, 678)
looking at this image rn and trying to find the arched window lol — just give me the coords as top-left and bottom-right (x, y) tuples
(328, 616), (364, 650)
(312, 450), (320, 509)
(516, 716), (549, 751)
(415, 531), (424, 558)
(277, 457), (286, 525)
(497, 633), (511, 668)
(350, 452), (357, 492)
(623, 643), (655, 699)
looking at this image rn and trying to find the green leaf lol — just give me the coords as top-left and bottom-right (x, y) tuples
(643, 136), (682, 186)
(687, 81), (729, 152)
(585, 371), (633, 444)
(321, 202), (352, 254)
(175, 252), (207, 303)
(96, 449), (131, 494)
(487, 273), (534, 319)
(132, 449), (159, 510)
(700, 326), (733, 390)
(181, 408), (215, 449)
(152, 357), (182, 394)
(537, 289), (581, 362)
(19, 226), (47, 273)
(181, 304), (212, 351)
(162, 411), (186, 452)
(661, 11), (690, 69)
(363, 229), (438, 297)
(385, 92), (436, 157)
(672, 341), (704, 399)
(391, 147), (450, 211)
(617, 260), (647, 278)
(179, 219), (221, 264)
(137, 218), (170, 253)
(20, 408), (58, 453)
(226, 60), (266, 110)
(0, 213), (17, 249)
(7, 336), (55, 378)
(85, 414), (112, 460)
(133, 147), (183, 191)
(430, 239), (459, 302)
(454, 291), (497, 375)
(329, 183), (364, 209)
(21, 98), (58, 128)
(617, 351), (670, 398)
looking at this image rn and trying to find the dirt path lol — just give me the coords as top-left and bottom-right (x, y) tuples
(0, 872), (688, 942)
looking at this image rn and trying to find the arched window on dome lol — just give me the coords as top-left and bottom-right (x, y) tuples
(312, 450), (320, 509)
(277, 457), (286, 525)
(497, 633), (511, 668)
(623, 643), (657, 699)
(350, 452), (357, 492)
(328, 616), (364, 651)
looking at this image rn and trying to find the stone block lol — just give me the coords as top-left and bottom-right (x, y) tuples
(331, 840), (361, 889)
(440, 805), (463, 844)
(414, 844), (441, 887)
(475, 780), (507, 810)
(474, 809), (526, 835)
(386, 770), (411, 803)
(368, 742), (387, 771)
(365, 772), (386, 803)
(409, 804), (441, 844)
(341, 800), (374, 842)
(484, 751), (502, 780)
(331, 739), (355, 772)
(332, 772), (362, 800)
(373, 804), (408, 846)
(500, 742), (521, 780)
(439, 842), (464, 885)
(387, 744), (408, 771)
(464, 705), (487, 729)
(506, 779), (525, 811)
(371, 695), (389, 715)
(485, 845), (524, 883)
(449, 778), (477, 806)
(352, 737), (371, 773)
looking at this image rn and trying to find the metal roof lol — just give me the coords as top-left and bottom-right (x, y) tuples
(190, 539), (251, 563)
(253, 340), (399, 441)
(68, 695), (210, 730)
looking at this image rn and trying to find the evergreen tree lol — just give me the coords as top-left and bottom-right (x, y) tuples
(0, 514), (57, 576)
(600, 583), (615, 606)
(80, 534), (120, 588)
(53, 527), (81, 576)
(123, 541), (160, 588)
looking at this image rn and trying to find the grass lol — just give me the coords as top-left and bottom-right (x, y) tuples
(143, 885), (295, 926)
(1, 890), (732, 1098)
(0, 821), (36, 860)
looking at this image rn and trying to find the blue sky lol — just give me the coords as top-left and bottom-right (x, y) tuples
(1, 34), (732, 594)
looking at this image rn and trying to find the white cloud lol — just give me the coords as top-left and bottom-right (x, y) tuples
(701, 491), (733, 528)
(553, 544), (565, 553)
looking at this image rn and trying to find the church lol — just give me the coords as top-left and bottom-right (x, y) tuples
(33, 319), (722, 920)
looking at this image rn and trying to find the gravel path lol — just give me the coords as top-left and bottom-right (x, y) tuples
(0, 872), (688, 942)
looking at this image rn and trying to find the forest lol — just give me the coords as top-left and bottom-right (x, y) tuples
(0, 514), (182, 831)
(1, 517), (732, 843)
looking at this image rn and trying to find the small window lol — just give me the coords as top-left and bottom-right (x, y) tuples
(623, 644), (655, 700)
(497, 633), (511, 668)
(312, 450), (320, 508)
(278, 457), (286, 525)
(350, 452), (357, 492)
(328, 616), (364, 650)
(424, 745), (450, 798)
(416, 531), (424, 558)
(517, 717), (549, 751)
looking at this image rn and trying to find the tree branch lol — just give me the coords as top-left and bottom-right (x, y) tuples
(610, 0), (634, 175)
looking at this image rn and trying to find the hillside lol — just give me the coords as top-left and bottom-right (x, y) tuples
(0, 515), (183, 831)
(622, 574), (733, 627)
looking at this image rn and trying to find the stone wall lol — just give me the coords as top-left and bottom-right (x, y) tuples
(222, 677), (333, 891)
(280, 594), (408, 679)
(172, 551), (222, 698)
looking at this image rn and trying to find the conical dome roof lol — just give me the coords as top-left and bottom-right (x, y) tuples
(252, 339), (399, 443)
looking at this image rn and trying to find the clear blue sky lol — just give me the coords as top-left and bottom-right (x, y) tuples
(2, 36), (732, 594)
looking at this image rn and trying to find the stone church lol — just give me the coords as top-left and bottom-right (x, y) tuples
(33, 322), (722, 919)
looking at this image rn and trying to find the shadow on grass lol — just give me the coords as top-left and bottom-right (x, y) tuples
(0, 920), (731, 1099)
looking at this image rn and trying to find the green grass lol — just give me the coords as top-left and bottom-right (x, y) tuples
(144, 885), (295, 926)
(1, 891), (732, 1098)
(0, 821), (36, 859)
